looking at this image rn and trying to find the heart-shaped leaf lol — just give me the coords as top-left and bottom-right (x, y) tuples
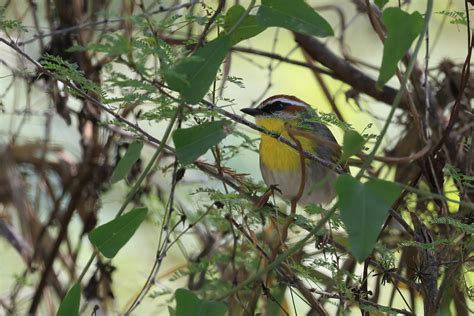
(336, 175), (401, 262)
(374, 0), (389, 10)
(57, 282), (80, 316)
(175, 288), (227, 316)
(164, 36), (232, 104)
(224, 5), (266, 44)
(89, 207), (148, 258)
(377, 8), (424, 88)
(173, 120), (231, 165)
(340, 130), (365, 162)
(110, 141), (143, 183)
(256, 0), (333, 37)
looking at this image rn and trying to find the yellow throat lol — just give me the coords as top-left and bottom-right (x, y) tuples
(256, 116), (315, 171)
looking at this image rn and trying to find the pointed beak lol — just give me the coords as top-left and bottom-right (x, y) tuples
(240, 107), (263, 116)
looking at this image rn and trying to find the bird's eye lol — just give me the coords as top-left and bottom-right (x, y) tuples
(262, 101), (287, 113)
(273, 101), (286, 111)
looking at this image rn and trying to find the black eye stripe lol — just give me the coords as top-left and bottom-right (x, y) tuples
(261, 101), (287, 113)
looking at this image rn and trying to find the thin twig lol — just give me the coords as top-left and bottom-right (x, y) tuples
(308, 288), (414, 315)
(18, 1), (199, 46)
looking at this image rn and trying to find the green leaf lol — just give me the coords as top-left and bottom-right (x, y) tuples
(340, 130), (365, 162)
(224, 5), (266, 44)
(110, 141), (144, 183)
(164, 36), (232, 104)
(57, 283), (80, 316)
(438, 285), (454, 316)
(374, 0), (389, 10)
(88, 207), (148, 258)
(173, 120), (231, 165)
(336, 175), (401, 262)
(377, 8), (424, 88)
(360, 303), (397, 315)
(175, 288), (227, 316)
(256, 0), (333, 37)
(304, 204), (326, 215)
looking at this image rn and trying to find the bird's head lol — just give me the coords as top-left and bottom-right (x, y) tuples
(241, 95), (310, 133)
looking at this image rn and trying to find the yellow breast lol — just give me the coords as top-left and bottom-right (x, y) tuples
(257, 117), (314, 171)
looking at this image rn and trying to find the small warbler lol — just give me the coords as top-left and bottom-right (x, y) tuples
(241, 95), (340, 205)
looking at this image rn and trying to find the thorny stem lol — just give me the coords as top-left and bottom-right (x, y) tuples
(284, 124), (328, 316)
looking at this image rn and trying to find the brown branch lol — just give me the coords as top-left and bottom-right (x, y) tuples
(195, 0), (226, 50)
(28, 166), (94, 314)
(0, 220), (33, 262)
(294, 33), (405, 110)
(433, 31), (474, 152)
(301, 50), (344, 121)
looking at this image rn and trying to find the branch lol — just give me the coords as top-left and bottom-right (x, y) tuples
(294, 33), (405, 109)
(232, 46), (335, 77)
(309, 288), (414, 315)
(18, 1), (199, 46)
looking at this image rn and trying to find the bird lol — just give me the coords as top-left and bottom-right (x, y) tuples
(241, 95), (341, 205)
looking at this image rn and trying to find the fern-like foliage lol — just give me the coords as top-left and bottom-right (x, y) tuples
(0, 7), (27, 32)
(444, 164), (474, 190)
(300, 110), (353, 131)
(437, 10), (468, 27)
(40, 54), (105, 99)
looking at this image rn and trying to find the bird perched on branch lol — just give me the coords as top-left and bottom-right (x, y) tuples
(241, 95), (341, 205)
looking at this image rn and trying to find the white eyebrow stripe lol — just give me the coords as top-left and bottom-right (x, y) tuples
(262, 97), (308, 108)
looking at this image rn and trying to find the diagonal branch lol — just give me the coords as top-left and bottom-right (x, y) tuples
(294, 33), (406, 110)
